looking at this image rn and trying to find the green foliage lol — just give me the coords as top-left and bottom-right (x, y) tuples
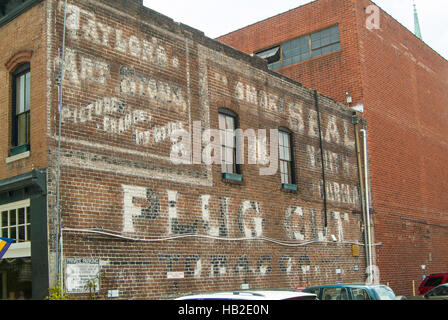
(86, 279), (99, 300)
(46, 275), (70, 300)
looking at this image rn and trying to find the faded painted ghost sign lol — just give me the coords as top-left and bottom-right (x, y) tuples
(54, 1), (363, 286)
(122, 185), (355, 242)
(55, 2), (356, 166)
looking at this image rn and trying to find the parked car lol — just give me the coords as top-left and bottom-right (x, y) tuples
(302, 284), (401, 300)
(175, 289), (317, 300)
(422, 283), (448, 300)
(418, 273), (448, 295)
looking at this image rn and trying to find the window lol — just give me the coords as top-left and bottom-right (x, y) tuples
(278, 129), (296, 188)
(12, 63), (30, 150)
(219, 109), (238, 175)
(372, 286), (396, 300)
(0, 200), (32, 300)
(437, 285), (448, 296)
(256, 46), (280, 68)
(321, 287), (349, 300)
(0, 200), (31, 243)
(352, 288), (371, 300)
(1, 1), (42, 30)
(424, 276), (444, 287)
(1, 0), (28, 19)
(255, 25), (340, 70)
(426, 285), (447, 297)
(282, 35), (310, 67)
(311, 25), (341, 58)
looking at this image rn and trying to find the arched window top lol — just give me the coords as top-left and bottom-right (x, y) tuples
(12, 62), (30, 75)
(279, 126), (293, 134)
(218, 107), (238, 119)
(5, 50), (32, 72)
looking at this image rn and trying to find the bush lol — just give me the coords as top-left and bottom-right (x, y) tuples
(46, 276), (70, 300)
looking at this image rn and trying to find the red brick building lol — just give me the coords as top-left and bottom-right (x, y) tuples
(1, 0), (368, 299)
(218, 0), (448, 295)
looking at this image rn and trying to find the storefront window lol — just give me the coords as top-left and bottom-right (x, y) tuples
(0, 200), (31, 300)
(0, 258), (32, 299)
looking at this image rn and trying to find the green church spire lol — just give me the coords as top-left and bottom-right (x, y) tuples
(413, 1), (422, 40)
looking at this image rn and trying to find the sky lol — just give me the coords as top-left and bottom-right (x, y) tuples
(142, 0), (448, 60)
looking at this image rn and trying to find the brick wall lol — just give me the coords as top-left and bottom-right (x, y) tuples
(218, 0), (448, 296)
(0, 1), (47, 180)
(45, 0), (366, 299)
(217, 0), (364, 108)
(354, 0), (448, 295)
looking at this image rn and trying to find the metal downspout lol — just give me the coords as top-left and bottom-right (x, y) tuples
(353, 115), (370, 281)
(360, 128), (373, 282)
(56, 0), (68, 294)
(314, 90), (328, 230)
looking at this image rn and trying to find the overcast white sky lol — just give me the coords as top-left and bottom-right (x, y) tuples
(142, 0), (448, 60)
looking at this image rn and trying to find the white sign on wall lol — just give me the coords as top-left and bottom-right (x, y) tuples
(65, 258), (101, 293)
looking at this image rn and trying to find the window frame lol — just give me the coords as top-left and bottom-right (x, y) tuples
(351, 288), (371, 300)
(218, 108), (241, 178)
(255, 24), (340, 70)
(278, 127), (297, 189)
(0, 199), (31, 244)
(424, 276), (444, 287)
(256, 45), (280, 65)
(321, 287), (349, 300)
(11, 62), (31, 153)
(310, 25), (341, 58)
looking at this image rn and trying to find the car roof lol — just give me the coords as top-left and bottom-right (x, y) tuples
(176, 290), (316, 300)
(305, 283), (387, 289)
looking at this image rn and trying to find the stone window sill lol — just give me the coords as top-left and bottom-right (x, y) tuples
(6, 151), (31, 164)
(281, 183), (298, 192)
(222, 172), (243, 184)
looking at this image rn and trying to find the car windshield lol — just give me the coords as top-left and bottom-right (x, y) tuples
(427, 285), (448, 297)
(373, 286), (396, 300)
